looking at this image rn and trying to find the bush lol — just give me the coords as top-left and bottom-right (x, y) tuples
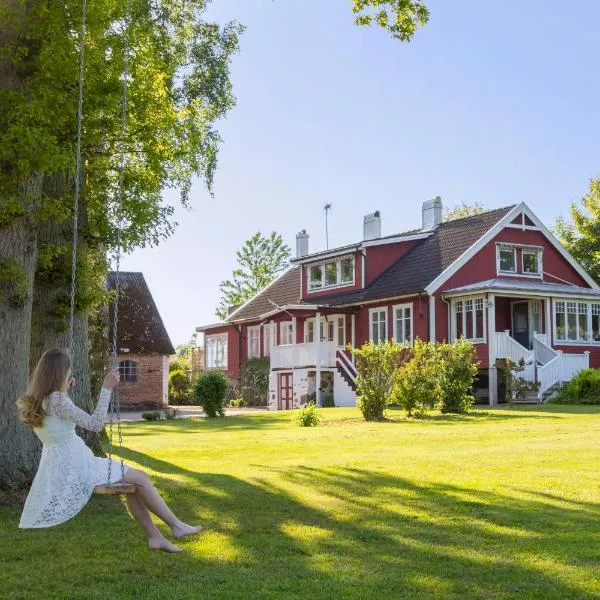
(551, 369), (600, 404)
(295, 402), (320, 427)
(229, 398), (246, 408)
(437, 338), (479, 414)
(239, 358), (270, 406)
(392, 339), (440, 417)
(192, 370), (229, 417)
(169, 369), (191, 404)
(352, 341), (409, 421)
(141, 411), (161, 421)
(495, 358), (540, 405)
(163, 407), (178, 419)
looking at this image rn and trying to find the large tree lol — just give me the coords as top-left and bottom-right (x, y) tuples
(0, 0), (429, 489)
(216, 232), (291, 320)
(555, 177), (600, 285)
(444, 202), (485, 222)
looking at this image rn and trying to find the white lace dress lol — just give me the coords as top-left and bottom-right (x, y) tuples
(19, 389), (129, 529)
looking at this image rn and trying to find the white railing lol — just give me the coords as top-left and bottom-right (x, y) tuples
(533, 333), (558, 366)
(537, 351), (590, 400)
(492, 331), (536, 381)
(270, 342), (337, 370)
(534, 332), (550, 346)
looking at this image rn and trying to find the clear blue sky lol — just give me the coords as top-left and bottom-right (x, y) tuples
(120, 0), (600, 347)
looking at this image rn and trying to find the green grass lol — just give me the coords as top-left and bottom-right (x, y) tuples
(3, 405), (600, 599)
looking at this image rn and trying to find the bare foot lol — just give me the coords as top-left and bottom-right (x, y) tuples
(171, 523), (203, 540)
(149, 537), (182, 553)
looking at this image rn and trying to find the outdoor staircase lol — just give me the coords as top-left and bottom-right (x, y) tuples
(336, 350), (357, 392)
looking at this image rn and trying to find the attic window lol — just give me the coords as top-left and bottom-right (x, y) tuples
(308, 257), (354, 291)
(498, 246), (516, 273)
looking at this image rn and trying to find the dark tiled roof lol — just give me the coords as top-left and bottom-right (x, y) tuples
(108, 272), (175, 355)
(227, 267), (302, 322)
(313, 206), (516, 306)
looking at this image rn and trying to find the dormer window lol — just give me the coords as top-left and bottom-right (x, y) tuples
(309, 257), (354, 291)
(498, 246), (516, 273)
(522, 248), (541, 275)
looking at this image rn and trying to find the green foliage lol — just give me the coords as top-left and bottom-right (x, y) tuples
(141, 411), (161, 421)
(295, 402), (320, 427)
(229, 398), (246, 408)
(352, 341), (408, 421)
(352, 0), (429, 41)
(495, 358), (540, 405)
(0, 258), (27, 308)
(169, 359), (190, 373)
(169, 369), (191, 404)
(550, 369), (600, 405)
(555, 177), (600, 284)
(192, 370), (229, 418)
(392, 339), (439, 417)
(216, 232), (291, 320)
(437, 338), (479, 414)
(240, 357), (270, 406)
(444, 202), (485, 222)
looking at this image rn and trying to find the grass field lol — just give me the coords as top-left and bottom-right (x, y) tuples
(2, 406), (600, 599)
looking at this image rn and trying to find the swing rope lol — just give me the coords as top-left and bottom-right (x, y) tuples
(69, 0), (133, 494)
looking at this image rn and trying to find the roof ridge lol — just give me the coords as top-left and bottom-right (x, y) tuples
(439, 204), (517, 227)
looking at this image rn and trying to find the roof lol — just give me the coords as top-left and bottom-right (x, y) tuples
(107, 272), (175, 355)
(310, 206), (516, 305)
(226, 267), (302, 322)
(443, 278), (600, 298)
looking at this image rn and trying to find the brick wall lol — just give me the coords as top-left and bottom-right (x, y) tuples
(117, 353), (168, 408)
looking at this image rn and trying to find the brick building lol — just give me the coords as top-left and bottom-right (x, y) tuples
(108, 272), (175, 408)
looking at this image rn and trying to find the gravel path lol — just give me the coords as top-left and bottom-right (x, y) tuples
(118, 405), (269, 422)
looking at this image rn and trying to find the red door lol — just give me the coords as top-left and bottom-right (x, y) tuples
(278, 373), (293, 410)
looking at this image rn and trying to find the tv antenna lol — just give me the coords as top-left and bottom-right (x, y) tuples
(324, 203), (332, 249)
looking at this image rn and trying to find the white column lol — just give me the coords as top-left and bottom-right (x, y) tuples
(315, 311), (321, 407)
(429, 295), (436, 342)
(545, 297), (552, 343)
(292, 316), (297, 366)
(351, 314), (356, 363)
(487, 293), (497, 405)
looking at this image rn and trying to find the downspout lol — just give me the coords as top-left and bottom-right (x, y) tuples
(361, 249), (367, 288)
(441, 296), (451, 342)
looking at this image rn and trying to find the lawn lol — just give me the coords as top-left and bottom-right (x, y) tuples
(2, 406), (600, 599)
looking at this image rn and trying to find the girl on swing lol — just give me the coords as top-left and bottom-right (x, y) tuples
(17, 348), (201, 552)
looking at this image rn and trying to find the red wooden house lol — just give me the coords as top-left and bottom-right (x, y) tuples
(197, 199), (600, 408)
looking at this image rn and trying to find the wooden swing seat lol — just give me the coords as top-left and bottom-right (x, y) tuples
(94, 483), (136, 495)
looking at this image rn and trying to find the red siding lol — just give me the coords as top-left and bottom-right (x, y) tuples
(365, 241), (418, 285)
(553, 345), (600, 369)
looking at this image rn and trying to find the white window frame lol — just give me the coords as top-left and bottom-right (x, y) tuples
(279, 321), (294, 346)
(554, 299), (600, 345)
(521, 248), (543, 277)
(308, 257), (355, 292)
(497, 245), (517, 274)
(247, 325), (261, 359)
(451, 296), (486, 343)
(369, 307), (388, 344)
(393, 303), (413, 345)
(304, 319), (315, 343)
(119, 360), (137, 383)
(206, 333), (228, 369)
(262, 323), (274, 357)
(304, 315), (346, 346)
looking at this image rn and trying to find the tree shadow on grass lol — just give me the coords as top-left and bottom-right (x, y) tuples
(90, 446), (600, 600)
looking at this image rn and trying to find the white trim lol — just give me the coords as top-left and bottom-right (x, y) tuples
(505, 224), (541, 231)
(292, 246), (359, 265)
(393, 302), (414, 344)
(442, 287), (600, 301)
(487, 293), (496, 368)
(553, 298), (600, 345)
(360, 232), (432, 247)
(450, 296), (487, 344)
(361, 250), (366, 288)
(247, 325), (261, 358)
(351, 314), (356, 358)
(331, 292), (420, 309)
(545, 298), (552, 344)
(521, 247), (543, 277)
(307, 256), (355, 293)
(425, 203), (599, 294)
(429, 295), (436, 342)
(369, 306), (388, 343)
(496, 244), (517, 275)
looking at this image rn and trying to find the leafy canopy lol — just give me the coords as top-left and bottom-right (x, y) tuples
(444, 202), (485, 222)
(216, 232), (291, 320)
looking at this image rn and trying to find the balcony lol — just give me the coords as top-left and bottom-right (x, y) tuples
(270, 342), (338, 370)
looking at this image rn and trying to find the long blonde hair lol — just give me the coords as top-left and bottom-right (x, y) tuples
(17, 349), (71, 428)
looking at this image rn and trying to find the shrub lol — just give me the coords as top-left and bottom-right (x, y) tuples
(141, 411), (161, 421)
(229, 398), (246, 408)
(169, 369), (191, 404)
(352, 341), (409, 421)
(239, 358), (270, 406)
(392, 339), (440, 417)
(495, 358), (540, 405)
(551, 369), (600, 404)
(437, 339), (479, 414)
(192, 370), (229, 417)
(295, 402), (320, 427)
(163, 407), (178, 419)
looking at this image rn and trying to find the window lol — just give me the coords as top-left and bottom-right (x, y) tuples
(522, 249), (541, 275)
(309, 257), (355, 291)
(337, 317), (345, 347)
(393, 304), (413, 344)
(280, 321), (294, 345)
(119, 360), (137, 383)
(304, 320), (315, 343)
(263, 324), (274, 357)
(498, 246), (516, 273)
(247, 326), (260, 358)
(453, 297), (485, 342)
(370, 308), (387, 344)
(555, 299), (600, 343)
(305, 316), (345, 345)
(206, 334), (228, 369)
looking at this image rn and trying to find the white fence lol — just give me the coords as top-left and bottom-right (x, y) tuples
(538, 351), (589, 399)
(270, 342), (337, 370)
